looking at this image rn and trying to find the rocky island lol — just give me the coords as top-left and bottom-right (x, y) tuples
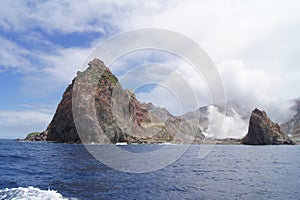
(26, 58), (204, 144)
(241, 108), (294, 145)
(24, 58), (296, 145)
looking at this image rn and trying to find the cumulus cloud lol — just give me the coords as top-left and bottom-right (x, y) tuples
(134, 61), (210, 115)
(117, 0), (300, 123)
(217, 60), (297, 123)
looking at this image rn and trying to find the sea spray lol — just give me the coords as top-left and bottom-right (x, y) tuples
(0, 186), (78, 200)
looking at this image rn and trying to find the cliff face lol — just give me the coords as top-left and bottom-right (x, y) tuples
(31, 58), (204, 144)
(45, 79), (78, 143)
(241, 108), (294, 145)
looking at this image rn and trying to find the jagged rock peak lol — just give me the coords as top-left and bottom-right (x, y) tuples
(241, 108), (294, 145)
(252, 108), (267, 117)
(88, 58), (105, 68)
(76, 58), (107, 78)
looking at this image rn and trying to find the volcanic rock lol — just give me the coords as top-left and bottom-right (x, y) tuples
(29, 58), (205, 144)
(24, 132), (47, 141)
(241, 108), (294, 145)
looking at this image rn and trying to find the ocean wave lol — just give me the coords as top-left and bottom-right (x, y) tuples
(0, 186), (78, 200)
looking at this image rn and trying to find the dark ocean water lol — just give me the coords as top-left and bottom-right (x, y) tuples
(0, 139), (300, 200)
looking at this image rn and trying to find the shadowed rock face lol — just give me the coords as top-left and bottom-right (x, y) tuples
(241, 108), (294, 145)
(45, 79), (78, 143)
(29, 58), (204, 144)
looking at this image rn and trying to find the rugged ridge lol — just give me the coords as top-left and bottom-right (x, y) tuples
(241, 108), (294, 145)
(28, 58), (204, 144)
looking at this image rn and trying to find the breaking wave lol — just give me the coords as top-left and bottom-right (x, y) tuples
(0, 186), (77, 200)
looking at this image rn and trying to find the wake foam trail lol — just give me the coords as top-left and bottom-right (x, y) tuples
(0, 186), (78, 200)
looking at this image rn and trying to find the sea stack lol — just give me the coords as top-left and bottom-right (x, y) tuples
(26, 58), (204, 144)
(241, 108), (294, 145)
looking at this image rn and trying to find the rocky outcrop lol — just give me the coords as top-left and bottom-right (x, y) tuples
(28, 58), (204, 144)
(24, 132), (46, 141)
(182, 106), (210, 133)
(241, 108), (294, 145)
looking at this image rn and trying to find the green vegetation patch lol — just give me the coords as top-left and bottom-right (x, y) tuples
(25, 132), (41, 139)
(98, 69), (118, 86)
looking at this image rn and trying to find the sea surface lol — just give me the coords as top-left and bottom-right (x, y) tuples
(0, 139), (300, 200)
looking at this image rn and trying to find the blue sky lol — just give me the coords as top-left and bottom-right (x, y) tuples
(1, 0), (300, 139)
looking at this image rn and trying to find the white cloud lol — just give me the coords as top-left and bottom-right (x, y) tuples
(41, 47), (92, 83)
(0, 0), (176, 34)
(134, 60), (210, 115)
(0, 41), (93, 97)
(0, 109), (53, 139)
(0, 1), (101, 33)
(122, 0), (300, 61)
(0, 37), (32, 71)
(116, 0), (300, 121)
(217, 60), (296, 123)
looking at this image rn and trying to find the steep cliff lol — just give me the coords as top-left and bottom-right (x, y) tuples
(29, 58), (204, 144)
(241, 108), (294, 145)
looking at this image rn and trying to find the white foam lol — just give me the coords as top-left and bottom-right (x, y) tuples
(0, 186), (78, 200)
(115, 142), (128, 145)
